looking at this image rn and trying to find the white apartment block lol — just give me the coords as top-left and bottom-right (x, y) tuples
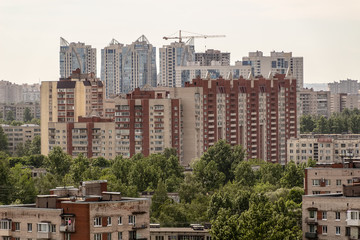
(328, 79), (360, 94)
(287, 134), (360, 164)
(159, 42), (195, 88)
(242, 51), (304, 90)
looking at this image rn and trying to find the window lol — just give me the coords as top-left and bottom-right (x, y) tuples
(107, 217), (112, 226)
(322, 225), (327, 234)
(107, 233), (112, 240)
(0, 220), (10, 230)
(51, 224), (56, 232)
(309, 210), (316, 219)
(312, 179), (320, 186)
(309, 224), (316, 233)
(118, 232), (122, 240)
(325, 179), (331, 186)
(128, 215), (136, 225)
(336, 226), (341, 235)
(129, 231), (136, 240)
(94, 217), (102, 227)
(27, 223), (32, 232)
(336, 180), (342, 186)
(336, 212), (341, 220)
(94, 233), (102, 240)
(15, 222), (20, 231)
(322, 211), (327, 220)
(118, 216), (122, 225)
(37, 223), (49, 232)
(351, 211), (358, 220)
(155, 237), (164, 240)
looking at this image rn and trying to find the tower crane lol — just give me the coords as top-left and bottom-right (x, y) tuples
(163, 30), (225, 43)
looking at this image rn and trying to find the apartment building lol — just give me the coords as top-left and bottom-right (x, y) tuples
(302, 184), (360, 240)
(300, 88), (331, 117)
(242, 51), (303, 90)
(287, 134), (360, 164)
(304, 164), (360, 195)
(159, 41), (195, 88)
(195, 49), (230, 66)
(0, 81), (40, 104)
(328, 79), (360, 94)
(150, 227), (212, 240)
(0, 180), (150, 240)
(168, 73), (297, 164)
(0, 102), (40, 121)
(1, 124), (40, 154)
(60, 38), (97, 78)
(113, 88), (182, 162)
(175, 61), (251, 87)
(41, 70), (105, 156)
(330, 93), (360, 113)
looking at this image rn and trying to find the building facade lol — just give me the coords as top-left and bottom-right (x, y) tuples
(300, 88), (331, 118)
(287, 134), (360, 164)
(150, 227), (212, 240)
(41, 70), (105, 156)
(101, 39), (124, 98)
(159, 41), (195, 88)
(242, 51), (304, 90)
(168, 73), (297, 164)
(328, 79), (360, 94)
(121, 35), (157, 93)
(195, 49), (230, 66)
(175, 61), (251, 87)
(330, 93), (360, 113)
(302, 184), (360, 240)
(1, 124), (40, 155)
(0, 102), (40, 121)
(60, 38), (97, 79)
(0, 180), (150, 240)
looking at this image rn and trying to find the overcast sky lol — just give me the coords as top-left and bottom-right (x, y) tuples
(0, 0), (359, 85)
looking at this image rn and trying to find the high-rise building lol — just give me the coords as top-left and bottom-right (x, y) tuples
(41, 69), (105, 156)
(167, 73), (297, 164)
(330, 93), (360, 113)
(175, 61), (251, 87)
(121, 35), (157, 93)
(59, 38), (97, 78)
(242, 51), (304, 90)
(328, 79), (360, 94)
(159, 41), (195, 87)
(195, 49), (230, 66)
(300, 88), (331, 117)
(0, 80), (22, 104)
(101, 39), (124, 98)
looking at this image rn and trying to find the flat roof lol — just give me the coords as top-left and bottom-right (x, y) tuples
(150, 228), (209, 233)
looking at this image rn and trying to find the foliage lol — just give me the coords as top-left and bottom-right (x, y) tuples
(0, 126), (8, 152)
(23, 107), (33, 122)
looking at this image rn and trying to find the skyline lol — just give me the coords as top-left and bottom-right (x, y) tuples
(0, 0), (359, 85)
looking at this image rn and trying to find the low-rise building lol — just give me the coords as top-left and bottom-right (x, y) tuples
(1, 124), (40, 155)
(287, 134), (360, 164)
(150, 227), (212, 240)
(303, 183), (360, 240)
(0, 180), (150, 240)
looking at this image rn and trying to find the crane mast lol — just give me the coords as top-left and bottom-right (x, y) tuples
(163, 30), (225, 43)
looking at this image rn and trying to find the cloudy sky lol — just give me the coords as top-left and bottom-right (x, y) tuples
(0, 0), (359, 85)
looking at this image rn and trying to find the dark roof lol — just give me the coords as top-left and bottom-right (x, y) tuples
(57, 81), (76, 89)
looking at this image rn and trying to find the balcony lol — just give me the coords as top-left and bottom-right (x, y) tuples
(305, 232), (318, 239)
(305, 217), (318, 224)
(347, 210), (360, 226)
(0, 229), (11, 237)
(37, 231), (51, 239)
(132, 223), (147, 229)
(59, 224), (75, 233)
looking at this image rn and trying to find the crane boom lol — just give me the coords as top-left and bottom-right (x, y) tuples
(163, 30), (226, 43)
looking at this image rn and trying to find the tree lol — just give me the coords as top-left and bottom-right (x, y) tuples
(46, 146), (72, 185)
(15, 140), (31, 157)
(234, 161), (255, 187)
(151, 181), (169, 220)
(9, 164), (37, 204)
(0, 126), (8, 152)
(69, 154), (90, 184)
(29, 135), (41, 155)
(23, 107), (33, 122)
(280, 161), (304, 188)
(0, 152), (11, 204)
(6, 110), (14, 121)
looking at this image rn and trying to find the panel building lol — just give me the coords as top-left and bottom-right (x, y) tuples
(287, 134), (360, 165)
(0, 180), (150, 240)
(242, 51), (304, 90)
(328, 79), (360, 94)
(60, 38), (97, 79)
(300, 88), (331, 117)
(159, 41), (195, 88)
(195, 49), (230, 66)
